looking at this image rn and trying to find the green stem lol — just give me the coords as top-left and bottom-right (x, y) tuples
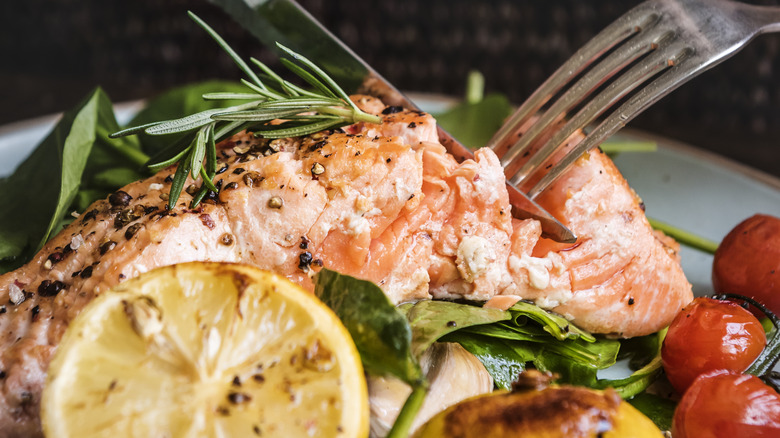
(353, 111), (383, 124)
(96, 126), (150, 167)
(648, 217), (719, 254)
(317, 106), (382, 124)
(599, 141), (657, 154)
(387, 382), (429, 438)
(749, 328), (780, 376)
(465, 70), (484, 104)
(596, 328), (667, 399)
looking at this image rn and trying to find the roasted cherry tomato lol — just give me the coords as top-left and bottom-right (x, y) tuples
(661, 297), (766, 394)
(713, 214), (780, 316)
(672, 370), (780, 438)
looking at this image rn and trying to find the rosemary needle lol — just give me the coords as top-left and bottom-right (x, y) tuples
(111, 11), (382, 209)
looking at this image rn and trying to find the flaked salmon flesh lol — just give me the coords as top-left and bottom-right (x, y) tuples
(0, 95), (692, 437)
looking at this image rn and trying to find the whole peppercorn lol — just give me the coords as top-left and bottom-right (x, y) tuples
(108, 191), (133, 207)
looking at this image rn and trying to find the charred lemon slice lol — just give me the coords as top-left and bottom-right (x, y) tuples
(414, 372), (663, 438)
(42, 262), (368, 438)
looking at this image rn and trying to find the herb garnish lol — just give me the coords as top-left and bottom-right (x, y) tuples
(111, 11), (382, 209)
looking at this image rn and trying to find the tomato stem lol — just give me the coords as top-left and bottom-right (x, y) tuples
(713, 294), (780, 375)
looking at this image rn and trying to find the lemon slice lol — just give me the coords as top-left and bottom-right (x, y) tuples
(42, 262), (368, 438)
(414, 385), (663, 438)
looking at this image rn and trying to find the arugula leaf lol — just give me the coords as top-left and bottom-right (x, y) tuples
(0, 88), (121, 273)
(464, 323), (619, 368)
(508, 301), (596, 342)
(434, 93), (513, 149)
(313, 269), (423, 385)
(398, 300), (509, 358)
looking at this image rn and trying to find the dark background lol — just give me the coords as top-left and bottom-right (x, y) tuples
(2, 0), (780, 176)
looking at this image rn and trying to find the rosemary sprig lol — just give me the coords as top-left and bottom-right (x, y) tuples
(110, 11), (382, 209)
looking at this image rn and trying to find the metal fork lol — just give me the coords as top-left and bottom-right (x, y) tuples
(488, 0), (780, 199)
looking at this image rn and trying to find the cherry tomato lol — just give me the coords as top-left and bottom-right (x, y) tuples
(661, 297), (766, 394)
(713, 214), (780, 316)
(672, 370), (780, 438)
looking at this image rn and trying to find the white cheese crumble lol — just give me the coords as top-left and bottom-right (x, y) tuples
(509, 253), (552, 290)
(509, 253), (572, 308)
(456, 236), (495, 283)
(149, 183), (164, 191)
(8, 283), (24, 305)
(345, 213), (370, 236)
(393, 177), (415, 202)
(70, 234), (85, 250)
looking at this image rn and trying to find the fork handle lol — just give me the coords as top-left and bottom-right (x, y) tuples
(735, 2), (780, 34)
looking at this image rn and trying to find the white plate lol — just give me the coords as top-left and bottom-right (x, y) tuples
(3, 99), (780, 298)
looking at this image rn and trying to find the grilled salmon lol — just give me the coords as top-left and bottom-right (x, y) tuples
(0, 96), (691, 436)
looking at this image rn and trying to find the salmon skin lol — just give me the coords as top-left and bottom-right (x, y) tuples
(0, 95), (691, 437)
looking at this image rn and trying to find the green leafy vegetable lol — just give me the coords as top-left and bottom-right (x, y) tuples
(433, 69), (513, 149)
(466, 324), (619, 368)
(447, 332), (533, 390)
(508, 301), (596, 342)
(0, 88), (141, 274)
(617, 329), (664, 370)
(112, 12), (382, 210)
(434, 93), (513, 149)
(314, 269), (423, 385)
(438, 300), (666, 397)
(314, 269), (426, 438)
(398, 300), (509, 358)
(628, 392), (676, 431)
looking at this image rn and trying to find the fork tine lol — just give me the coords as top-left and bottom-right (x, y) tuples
(498, 25), (673, 182)
(487, 3), (659, 156)
(506, 38), (690, 189)
(526, 49), (698, 199)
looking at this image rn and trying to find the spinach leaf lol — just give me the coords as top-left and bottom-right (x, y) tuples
(314, 269), (430, 438)
(0, 88), (121, 273)
(532, 351), (601, 386)
(398, 300), (509, 358)
(627, 392), (676, 431)
(128, 80), (250, 156)
(592, 329), (667, 398)
(72, 107), (149, 212)
(433, 93), (513, 149)
(443, 331), (533, 390)
(313, 269), (423, 386)
(617, 330), (663, 370)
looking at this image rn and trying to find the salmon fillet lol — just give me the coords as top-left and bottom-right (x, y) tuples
(0, 96), (691, 437)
